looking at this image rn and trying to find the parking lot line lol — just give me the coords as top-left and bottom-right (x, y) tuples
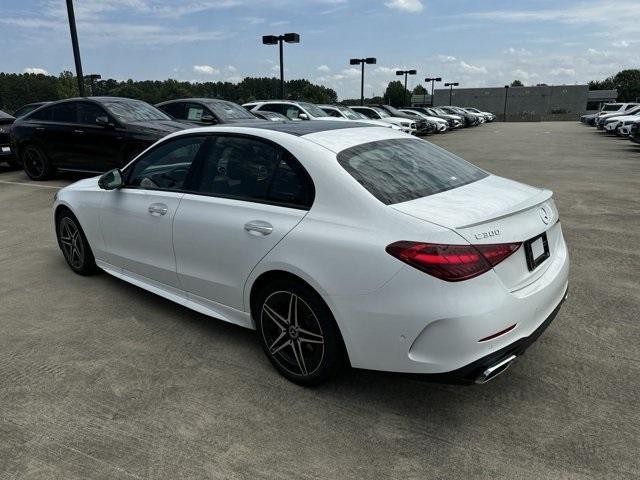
(0, 180), (61, 189)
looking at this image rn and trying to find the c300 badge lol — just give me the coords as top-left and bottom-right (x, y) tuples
(474, 229), (500, 240)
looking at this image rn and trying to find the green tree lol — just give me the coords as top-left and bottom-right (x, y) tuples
(56, 71), (79, 99)
(510, 79), (524, 87)
(384, 80), (411, 107)
(413, 84), (427, 95)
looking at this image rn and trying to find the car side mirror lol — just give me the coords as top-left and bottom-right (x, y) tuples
(98, 168), (123, 190)
(200, 114), (216, 124)
(298, 113), (309, 120)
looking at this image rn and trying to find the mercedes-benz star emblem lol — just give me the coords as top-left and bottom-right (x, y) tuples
(539, 206), (551, 225)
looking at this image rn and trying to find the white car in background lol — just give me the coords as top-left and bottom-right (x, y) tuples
(243, 100), (336, 122)
(604, 112), (640, 135)
(464, 107), (495, 122)
(318, 104), (402, 130)
(594, 103), (640, 128)
(602, 107), (640, 133)
(399, 109), (448, 133)
(350, 106), (416, 134)
(52, 121), (569, 386)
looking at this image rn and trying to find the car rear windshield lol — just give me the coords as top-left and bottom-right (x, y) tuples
(103, 100), (170, 122)
(337, 138), (488, 205)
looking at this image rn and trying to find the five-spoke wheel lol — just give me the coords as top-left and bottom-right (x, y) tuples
(255, 279), (343, 385)
(55, 211), (97, 275)
(22, 144), (53, 180)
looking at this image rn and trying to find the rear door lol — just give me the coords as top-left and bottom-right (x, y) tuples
(40, 102), (79, 167)
(74, 101), (122, 171)
(173, 134), (313, 310)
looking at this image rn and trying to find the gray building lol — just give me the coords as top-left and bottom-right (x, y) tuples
(411, 85), (617, 121)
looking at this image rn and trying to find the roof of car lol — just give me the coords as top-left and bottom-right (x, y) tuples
(156, 98), (235, 105)
(203, 120), (371, 136)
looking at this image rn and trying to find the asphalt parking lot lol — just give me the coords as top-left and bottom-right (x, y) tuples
(1, 122), (638, 480)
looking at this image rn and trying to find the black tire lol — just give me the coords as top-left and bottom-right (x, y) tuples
(254, 279), (343, 386)
(55, 210), (98, 276)
(21, 144), (54, 180)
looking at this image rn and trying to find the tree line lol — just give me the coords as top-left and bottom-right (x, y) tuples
(1, 69), (639, 113)
(0, 72), (337, 113)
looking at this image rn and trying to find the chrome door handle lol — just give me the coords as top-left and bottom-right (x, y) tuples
(244, 221), (273, 236)
(73, 129), (84, 134)
(148, 203), (168, 216)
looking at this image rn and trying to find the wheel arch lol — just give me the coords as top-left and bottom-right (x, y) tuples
(248, 269), (351, 366)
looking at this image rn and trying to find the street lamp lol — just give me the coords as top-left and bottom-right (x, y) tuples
(262, 32), (300, 99)
(503, 85), (510, 122)
(84, 74), (101, 96)
(396, 69), (417, 107)
(65, 0), (85, 97)
(424, 77), (442, 106)
(350, 57), (377, 106)
(444, 82), (459, 105)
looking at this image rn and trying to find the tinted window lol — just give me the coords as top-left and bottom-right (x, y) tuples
(206, 101), (255, 121)
(600, 104), (621, 112)
(28, 106), (52, 121)
(192, 136), (312, 207)
(103, 100), (170, 122)
(77, 102), (108, 125)
(186, 103), (206, 121)
(354, 108), (377, 119)
(50, 102), (77, 123)
(127, 136), (205, 190)
(259, 104), (285, 115)
(337, 138), (488, 205)
(0, 110), (13, 119)
(159, 102), (184, 119)
(282, 105), (304, 120)
(322, 108), (342, 118)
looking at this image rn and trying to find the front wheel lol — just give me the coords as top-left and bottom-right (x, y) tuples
(22, 144), (54, 180)
(56, 211), (98, 275)
(255, 280), (343, 386)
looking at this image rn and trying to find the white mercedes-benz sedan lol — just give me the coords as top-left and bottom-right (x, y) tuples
(53, 121), (569, 385)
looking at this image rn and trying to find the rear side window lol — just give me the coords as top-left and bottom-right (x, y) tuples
(337, 138), (488, 205)
(50, 102), (77, 123)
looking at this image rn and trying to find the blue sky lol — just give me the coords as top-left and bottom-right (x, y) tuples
(2, 0), (639, 99)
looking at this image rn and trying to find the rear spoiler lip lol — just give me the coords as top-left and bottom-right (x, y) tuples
(455, 189), (553, 230)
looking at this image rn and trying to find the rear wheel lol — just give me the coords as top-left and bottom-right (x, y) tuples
(22, 144), (54, 180)
(55, 211), (98, 275)
(255, 279), (343, 386)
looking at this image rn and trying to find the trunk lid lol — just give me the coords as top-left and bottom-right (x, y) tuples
(392, 175), (560, 290)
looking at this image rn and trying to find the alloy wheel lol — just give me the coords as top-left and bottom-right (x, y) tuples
(59, 217), (85, 269)
(24, 147), (46, 178)
(260, 291), (325, 377)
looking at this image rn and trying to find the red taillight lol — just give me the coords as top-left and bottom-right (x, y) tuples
(385, 241), (521, 282)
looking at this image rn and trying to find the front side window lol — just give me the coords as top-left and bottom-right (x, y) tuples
(338, 138), (488, 205)
(77, 102), (109, 125)
(126, 136), (206, 191)
(50, 102), (77, 123)
(191, 135), (313, 208)
(322, 108), (342, 118)
(159, 102), (185, 119)
(283, 105), (304, 120)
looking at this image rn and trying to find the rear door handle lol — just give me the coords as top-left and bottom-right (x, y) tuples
(148, 203), (168, 216)
(35, 127), (45, 131)
(244, 220), (273, 236)
(72, 129), (84, 134)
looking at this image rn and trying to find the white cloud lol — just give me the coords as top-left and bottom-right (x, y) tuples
(193, 64), (219, 75)
(437, 54), (457, 63)
(23, 67), (48, 75)
(227, 65), (237, 72)
(385, 0), (424, 13)
(612, 40), (629, 48)
(374, 66), (400, 75)
(317, 64), (331, 72)
(550, 67), (576, 76)
(459, 61), (487, 74)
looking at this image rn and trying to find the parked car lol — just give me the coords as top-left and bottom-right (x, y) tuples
(399, 109), (448, 133)
(603, 111), (640, 135)
(407, 107), (464, 128)
(243, 100), (335, 122)
(464, 107), (495, 122)
(593, 103), (640, 128)
(438, 106), (480, 126)
(350, 106), (416, 134)
(0, 110), (17, 167)
(368, 104), (431, 135)
(13, 101), (50, 118)
(630, 121), (640, 144)
(615, 118), (639, 137)
(10, 97), (190, 180)
(596, 105), (640, 130)
(156, 98), (264, 125)
(53, 121), (569, 385)
(318, 104), (402, 130)
(580, 113), (598, 125)
(252, 110), (289, 122)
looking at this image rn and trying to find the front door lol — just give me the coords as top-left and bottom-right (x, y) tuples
(99, 134), (208, 290)
(173, 134), (314, 310)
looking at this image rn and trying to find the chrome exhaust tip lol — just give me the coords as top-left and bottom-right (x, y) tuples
(475, 355), (517, 384)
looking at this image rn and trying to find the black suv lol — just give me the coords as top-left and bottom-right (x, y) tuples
(156, 98), (264, 126)
(10, 97), (190, 180)
(0, 110), (17, 167)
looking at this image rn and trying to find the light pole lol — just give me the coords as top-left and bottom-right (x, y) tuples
(262, 33), (300, 99)
(65, 0), (85, 97)
(503, 85), (510, 122)
(350, 57), (377, 106)
(84, 74), (101, 96)
(396, 69), (417, 107)
(444, 82), (459, 105)
(424, 77), (441, 106)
